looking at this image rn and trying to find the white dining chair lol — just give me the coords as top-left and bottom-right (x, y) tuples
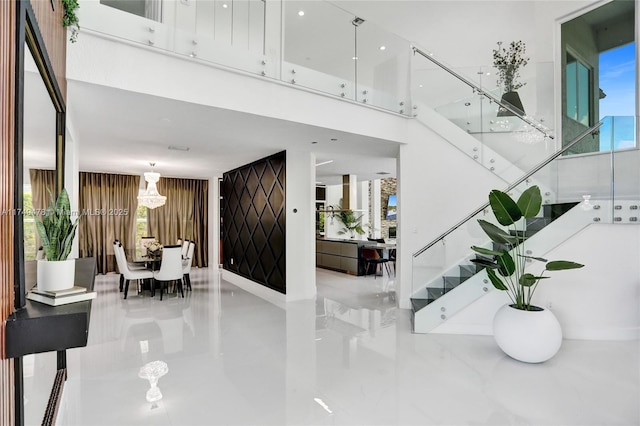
(182, 241), (196, 291)
(181, 239), (190, 258)
(153, 245), (184, 300)
(114, 242), (154, 299)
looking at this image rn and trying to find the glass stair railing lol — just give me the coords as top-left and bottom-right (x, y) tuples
(411, 47), (559, 194)
(410, 123), (605, 334)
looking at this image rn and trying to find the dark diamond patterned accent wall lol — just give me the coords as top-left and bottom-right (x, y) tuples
(222, 151), (286, 293)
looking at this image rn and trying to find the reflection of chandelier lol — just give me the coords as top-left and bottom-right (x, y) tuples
(138, 163), (166, 209)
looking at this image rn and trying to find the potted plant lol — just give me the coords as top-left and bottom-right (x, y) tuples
(492, 40), (529, 116)
(62, 0), (80, 43)
(35, 188), (82, 292)
(329, 203), (365, 239)
(471, 185), (584, 363)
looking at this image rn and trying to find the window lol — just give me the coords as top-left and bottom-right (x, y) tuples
(566, 53), (592, 126)
(135, 194), (148, 257)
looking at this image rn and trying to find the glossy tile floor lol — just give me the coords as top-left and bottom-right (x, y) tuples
(24, 267), (639, 425)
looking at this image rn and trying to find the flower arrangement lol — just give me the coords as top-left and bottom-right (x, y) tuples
(144, 239), (163, 256)
(492, 40), (530, 93)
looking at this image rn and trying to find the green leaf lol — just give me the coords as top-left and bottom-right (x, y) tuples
(520, 254), (548, 262)
(496, 250), (515, 276)
(488, 190), (522, 226)
(546, 260), (584, 271)
(516, 186), (542, 218)
(477, 220), (517, 245)
(470, 257), (500, 269)
(487, 268), (508, 290)
(470, 246), (503, 256)
(519, 273), (548, 287)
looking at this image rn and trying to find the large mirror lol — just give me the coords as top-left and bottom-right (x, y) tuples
(15, 5), (68, 425)
(23, 41), (57, 262)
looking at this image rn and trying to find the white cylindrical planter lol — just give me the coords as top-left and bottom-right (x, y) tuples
(493, 304), (562, 363)
(37, 259), (76, 292)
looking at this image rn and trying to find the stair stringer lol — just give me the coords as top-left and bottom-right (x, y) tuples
(414, 102), (557, 203)
(412, 199), (607, 334)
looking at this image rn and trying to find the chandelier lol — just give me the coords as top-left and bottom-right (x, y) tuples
(138, 163), (166, 209)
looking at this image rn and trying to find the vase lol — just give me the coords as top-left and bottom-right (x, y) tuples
(492, 304), (562, 363)
(497, 91), (525, 117)
(36, 259), (76, 292)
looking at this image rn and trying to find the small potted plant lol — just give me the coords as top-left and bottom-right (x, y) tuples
(471, 185), (583, 363)
(492, 40), (529, 116)
(35, 188), (82, 292)
(144, 239), (163, 258)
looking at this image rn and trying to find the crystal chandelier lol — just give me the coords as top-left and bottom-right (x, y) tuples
(138, 163), (166, 209)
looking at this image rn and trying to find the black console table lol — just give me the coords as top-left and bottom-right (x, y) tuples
(5, 257), (96, 425)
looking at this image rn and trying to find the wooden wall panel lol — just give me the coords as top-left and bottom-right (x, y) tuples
(0, 1), (16, 425)
(29, 0), (67, 101)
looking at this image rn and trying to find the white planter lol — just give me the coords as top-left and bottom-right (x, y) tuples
(36, 259), (76, 292)
(493, 304), (562, 363)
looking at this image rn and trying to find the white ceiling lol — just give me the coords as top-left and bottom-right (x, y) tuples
(64, 80), (399, 185)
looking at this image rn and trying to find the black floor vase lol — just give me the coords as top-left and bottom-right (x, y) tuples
(497, 91), (525, 116)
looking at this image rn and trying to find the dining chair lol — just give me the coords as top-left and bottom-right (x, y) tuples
(114, 242), (154, 299)
(140, 236), (156, 257)
(361, 247), (391, 279)
(181, 239), (190, 258)
(153, 245), (184, 300)
(182, 241), (196, 291)
(177, 237), (182, 246)
(115, 240), (146, 292)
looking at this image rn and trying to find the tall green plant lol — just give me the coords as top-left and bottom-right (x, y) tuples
(35, 188), (81, 261)
(471, 186), (584, 310)
(329, 203), (365, 238)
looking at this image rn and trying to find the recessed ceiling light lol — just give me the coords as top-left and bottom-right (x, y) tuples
(298, 10), (305, 16)
(352, 56), (358, 60)
(376, 171), (390, 175)
(222, 3), (228, 8)
(419, 84), (423, 88)
(315, 160), (334, 167)
(330, 138), (338, 142)
(379, 45), (386, 51)
(168, 145), (190, 152)
(311, 141), (318, 144)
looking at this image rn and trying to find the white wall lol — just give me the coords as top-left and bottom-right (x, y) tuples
(432, 224), (640, 340)
(397, 120), (506, 309)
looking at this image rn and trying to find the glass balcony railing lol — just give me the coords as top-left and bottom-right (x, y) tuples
(411, 47), (557, 184)
(78, 0), (412, 116)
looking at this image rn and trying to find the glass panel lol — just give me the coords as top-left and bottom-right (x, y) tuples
(566, 59), (577, 120)
(355, 20), (411, 113)
(283, 1), (356, 100)
(100, 0), (162, 22)
(578, 62), (590, 125)
(413, 51), (555, 185)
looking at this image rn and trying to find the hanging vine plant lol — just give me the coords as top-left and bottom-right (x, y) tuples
(61, 0), (80, 43)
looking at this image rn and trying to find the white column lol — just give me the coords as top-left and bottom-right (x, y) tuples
(209, 176), (219, 269)
(285, 150), (316, 301)
(357, 180), (369, 238)
(371, 179), (382, 239)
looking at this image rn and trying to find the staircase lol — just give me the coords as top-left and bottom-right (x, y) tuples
(411, 201), (579, 333)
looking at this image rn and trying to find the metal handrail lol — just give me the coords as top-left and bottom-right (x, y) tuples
(412, 122), (603, 257)
(412, 46), (554, 140)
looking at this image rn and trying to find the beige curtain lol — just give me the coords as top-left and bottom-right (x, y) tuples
(147, 177), (208, 267)
(29, 169), (56, 255)
(29, 169), (56, 211)
(78, 172), (140, 274)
